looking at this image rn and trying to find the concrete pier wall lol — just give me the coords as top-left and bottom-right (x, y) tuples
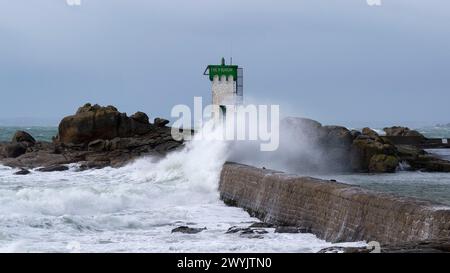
(219, 162), (450, 244)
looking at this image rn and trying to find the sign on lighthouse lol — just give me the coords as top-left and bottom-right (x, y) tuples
(204, 58), (243, 109)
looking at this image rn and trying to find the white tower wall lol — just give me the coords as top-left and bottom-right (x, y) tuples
(212, 75), (237, 105)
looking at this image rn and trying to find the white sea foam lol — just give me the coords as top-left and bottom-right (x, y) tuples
(0, 122), (365, 252)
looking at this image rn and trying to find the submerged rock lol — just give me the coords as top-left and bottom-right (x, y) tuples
(14, 168), (31, 175)
(275, 226), (311, 234)
(225, 226), (250, 234)
(37, 165), (69, 172)
(171, 226), (206, 234)
(318, 246), (372, 253)
(77, 161), (110, 171)
(226, 226), (268, 235)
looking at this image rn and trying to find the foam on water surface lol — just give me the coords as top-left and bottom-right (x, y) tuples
(0, 122), (365, 252)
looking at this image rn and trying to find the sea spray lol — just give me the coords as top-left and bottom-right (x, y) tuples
(171, 97), (280, 151)
(124, 119), (229, 197)
(397, 161), (411, 171)
(0, 121), (229, 218)
(0, 122), (365, 252)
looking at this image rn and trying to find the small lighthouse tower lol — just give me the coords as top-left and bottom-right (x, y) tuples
(204, 58), (243, 109)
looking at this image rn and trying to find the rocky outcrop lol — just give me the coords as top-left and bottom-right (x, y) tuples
(319, 126), (354, 148)
(318, 125), (354, 170)
(3, 143), (27, 158)
(1, 130), (38, 159)
(280, 118), (450, 173)
(350, 128), (399, 172)
(282, 117), (322, 133)
(0, 103), (184, 170)
(278, 117), (355, 173)
(154, 118), (170, 127)
(392, 144), (450, 172)
(130, 111), (149, 124)
(276, 117), (450, 173)
(280, 118), (400, 173)
(348, 127), (450, 173)
(368, 154), (399, 173)
(384, 126), (425, 138)
(12, 131), (36, 146)
(57, 103), (154, 145)
(406, 154), (450, 172)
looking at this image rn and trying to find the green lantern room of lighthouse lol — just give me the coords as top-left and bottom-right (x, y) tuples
(204, 57), (244, 108)
(204, 57), (238, 81)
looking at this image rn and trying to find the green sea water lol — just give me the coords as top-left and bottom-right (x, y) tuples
(1, 125), (450, 143)
(0, 127), (57, 142)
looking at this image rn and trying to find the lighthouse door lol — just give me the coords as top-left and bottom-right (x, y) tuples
(220, 105), (227, 122)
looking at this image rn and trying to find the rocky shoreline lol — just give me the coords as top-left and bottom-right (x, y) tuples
(1, 105), (450, 175)
(280, 117), (450, 173)
(0, 103), (184, 173)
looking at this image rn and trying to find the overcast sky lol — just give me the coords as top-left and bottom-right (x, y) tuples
(0, 0), (449, 128)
